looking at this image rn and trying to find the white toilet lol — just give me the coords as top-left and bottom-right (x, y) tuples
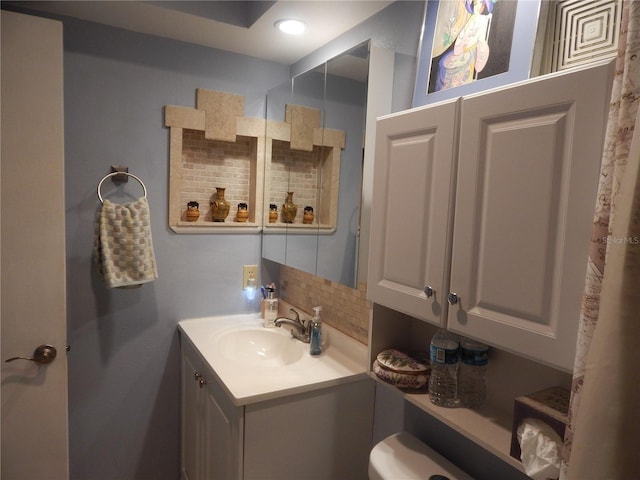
(369, 432), (474, 480)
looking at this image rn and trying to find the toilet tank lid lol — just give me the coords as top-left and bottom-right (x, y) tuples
(369, 432), (474, 480)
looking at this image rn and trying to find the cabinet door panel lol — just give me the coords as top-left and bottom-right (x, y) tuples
(181, 339), (243, 480)
(203, 387), (234, 479)
(449, 62), (613, 370)
(181, 353), (200, 480)
(368, 99), (459, 323)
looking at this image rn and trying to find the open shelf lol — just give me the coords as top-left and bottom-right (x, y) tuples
(369, 372), (522, 472)
(262, 224), (336, 234)
(405, 385), (524, 472)
(164, 90), (265, 234)
(368, 304), (571, 475)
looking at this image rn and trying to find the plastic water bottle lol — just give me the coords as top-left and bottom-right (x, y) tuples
(458, 337), (489, 408)
(428, 329), (460, 407)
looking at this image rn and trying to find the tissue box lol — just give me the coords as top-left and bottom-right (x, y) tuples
(510, 386), (570, 461)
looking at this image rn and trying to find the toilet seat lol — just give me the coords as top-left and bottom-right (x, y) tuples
(368, 432), (474, 480)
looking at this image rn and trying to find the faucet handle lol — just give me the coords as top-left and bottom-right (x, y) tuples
(289, 308), (301, 324)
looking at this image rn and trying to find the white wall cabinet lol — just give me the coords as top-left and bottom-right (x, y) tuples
(368, 97), (460, 325)
(368, 61), (613, 371)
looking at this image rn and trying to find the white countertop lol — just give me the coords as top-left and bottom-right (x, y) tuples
(178, 312), (369, 406)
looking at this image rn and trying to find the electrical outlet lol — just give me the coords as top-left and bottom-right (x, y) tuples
(242, 265), (258, 289)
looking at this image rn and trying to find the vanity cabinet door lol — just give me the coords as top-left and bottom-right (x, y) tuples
(201, 379), (243, 480)
(447, 61), (613, 371)
(181, 340), (243, 480)
(181, 350), (206, 480)
(367, 98), (459, 325)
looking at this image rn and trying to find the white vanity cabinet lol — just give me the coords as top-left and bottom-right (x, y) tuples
(368, 61), (613, 371)
(179, 316), (374, 480)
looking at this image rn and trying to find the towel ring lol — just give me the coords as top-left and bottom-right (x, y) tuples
(97, 172), (148, 204)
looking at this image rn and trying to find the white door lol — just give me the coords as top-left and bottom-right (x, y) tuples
(1, 10), (69, 479)
(367, 98), (459, 324)
(448, 61), (613, 371)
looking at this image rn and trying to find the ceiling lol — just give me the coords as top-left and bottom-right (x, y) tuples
(9, 1), (393, 65)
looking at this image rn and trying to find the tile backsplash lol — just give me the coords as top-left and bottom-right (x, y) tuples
(181, 129), (253, 220)
(279, 265), (370, 345)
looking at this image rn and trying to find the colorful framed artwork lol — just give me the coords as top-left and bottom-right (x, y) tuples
(412, 0), (543, 107)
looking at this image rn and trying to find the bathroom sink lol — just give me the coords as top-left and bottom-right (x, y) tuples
(179, 312), (368, 404)
(215, 327), (304, 367)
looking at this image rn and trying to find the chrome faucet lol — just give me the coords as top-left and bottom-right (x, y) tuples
(274, 308), (311, 343)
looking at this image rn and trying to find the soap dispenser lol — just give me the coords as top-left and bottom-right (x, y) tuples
(263, 288), (278, 328)
(310, 306), (323, 356)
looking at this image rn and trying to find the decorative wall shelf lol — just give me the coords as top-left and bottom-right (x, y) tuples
(262, 225), (337, 235)
(264, 104), (344, 231)
(164, 90), (344, 234)
(165, 89), (264, 234)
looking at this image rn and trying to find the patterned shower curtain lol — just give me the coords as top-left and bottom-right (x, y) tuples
(561, 1), (640, 478)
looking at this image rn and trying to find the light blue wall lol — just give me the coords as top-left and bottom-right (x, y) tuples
(60, 17), (287, 480)
(292, 0), (425, 113)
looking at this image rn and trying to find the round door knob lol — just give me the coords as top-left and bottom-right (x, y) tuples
(4, 344), (57, 365)
(447, 292), (459, 305)
(424, 286), (435, 298)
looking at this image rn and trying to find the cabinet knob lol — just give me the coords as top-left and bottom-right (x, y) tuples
(194, 372), (207, 387)
(424, 286), (435, 298)
(447, 292), (459, 305)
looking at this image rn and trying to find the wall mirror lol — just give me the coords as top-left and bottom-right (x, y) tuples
(262, 41), (370, 288)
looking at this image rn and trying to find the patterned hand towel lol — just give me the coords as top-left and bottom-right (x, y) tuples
(94, 196), (158, 288)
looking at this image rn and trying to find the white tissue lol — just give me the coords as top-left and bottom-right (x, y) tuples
(517, 418), (562, 480)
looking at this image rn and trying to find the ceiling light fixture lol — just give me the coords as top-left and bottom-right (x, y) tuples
(275, 19), (306, 35)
